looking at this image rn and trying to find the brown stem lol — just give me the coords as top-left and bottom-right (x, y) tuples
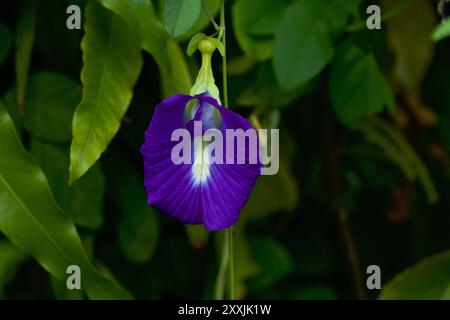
(337, 209), (366, 299)
(320, 79), (366, 300)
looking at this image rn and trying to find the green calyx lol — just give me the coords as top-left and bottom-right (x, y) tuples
(189, 36), (223, 103)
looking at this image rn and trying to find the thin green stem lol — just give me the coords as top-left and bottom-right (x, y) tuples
(227, 228), (235, 299)
(220, 0), (234, 300)
(214, 232), (229, 300)
(220, 0), (229, 108)
(202, 0), (220, 31)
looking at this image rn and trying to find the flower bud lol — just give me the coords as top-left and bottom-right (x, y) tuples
(190, 39), (221, 103)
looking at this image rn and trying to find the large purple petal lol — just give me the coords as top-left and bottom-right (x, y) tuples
(140, 94), (261, 231)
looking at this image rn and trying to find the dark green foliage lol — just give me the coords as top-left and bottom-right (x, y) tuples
(0, 0), (449, 300)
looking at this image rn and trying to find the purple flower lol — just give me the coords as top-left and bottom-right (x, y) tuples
(140, 93), (261, 231)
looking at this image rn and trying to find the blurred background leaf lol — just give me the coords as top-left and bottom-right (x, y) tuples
(0, 24), (12, 66)
(164, 0), (201, 37)
(0, 0), (449, 301)
(14, 0), (36, 116)
(381, 251), (450, 299)
(0, 241), (26, 298)
(330, 41), (394, 126)
(232, 0), (287, 62)
(31, 139), (105, 230)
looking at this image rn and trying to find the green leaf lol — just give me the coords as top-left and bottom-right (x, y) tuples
(97, 0), (193, 96)
(98, 0), (169, 69)
(0, 103), (132, 299)
(248, 11), (285, 37)
(178, 0), (221, 41)
(118, 208), (159, 264)
(0, 241), (26, 297)
(15, 0), (36, 116)
(248, 236), (294, 292)
(237, 63), (306, 109)
(31, 139), (105, 230)
(432, 19), (450, 42)
(164, 0), (202, 37)
(232, 0), (287, 61)
(0, 24), (12, 66)
(330, 42), (394, 127)
(360, 118), (439, 204)
(274, 0), (354, 90)
(381, 251), (450, 299)
(69, 1), (143, 184)
(50, 277), (84, 300)
(105, 149), (159, 264)
(291, 286), (337, 300)
(50, 234), (94, 300)
(21, 72), (81, 142)
(382, 0), (436, 90)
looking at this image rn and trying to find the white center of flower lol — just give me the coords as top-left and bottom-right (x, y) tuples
(191, 137), (211, 186)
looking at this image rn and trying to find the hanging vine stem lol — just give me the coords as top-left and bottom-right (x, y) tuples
(214, 231), (229, 300)
(220, 0), (234, 300)
(212, 0), (234, 300)
(202, 0), (220, 31)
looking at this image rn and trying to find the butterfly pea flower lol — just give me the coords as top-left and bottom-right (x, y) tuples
(140, 39), (261, 231)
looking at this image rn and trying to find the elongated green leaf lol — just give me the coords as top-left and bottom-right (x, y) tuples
(32, 139), (105, 230)
(164, 0), (202, 37)
(0, 240), (26, 297)
(381, 251), (450, 299)
(97, 0), (169, 69)
(358, 122), (417, 181)
(232, 0), (287, 61)
(0, 103), (132, 299)
(69, 1), (143, 184)
(97, 0), (192, 96)
(330, 42), (394, 126)
(50, 277), (84, 300)
(0, 24), (12, 66)
(366, 118), (439, 204)
(50, 235), (95, 300)
(15, 0), (36, 116)
(433, 19), (450, 42)
(19, 72), (81, 142)
(274, 0), (356, 90)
